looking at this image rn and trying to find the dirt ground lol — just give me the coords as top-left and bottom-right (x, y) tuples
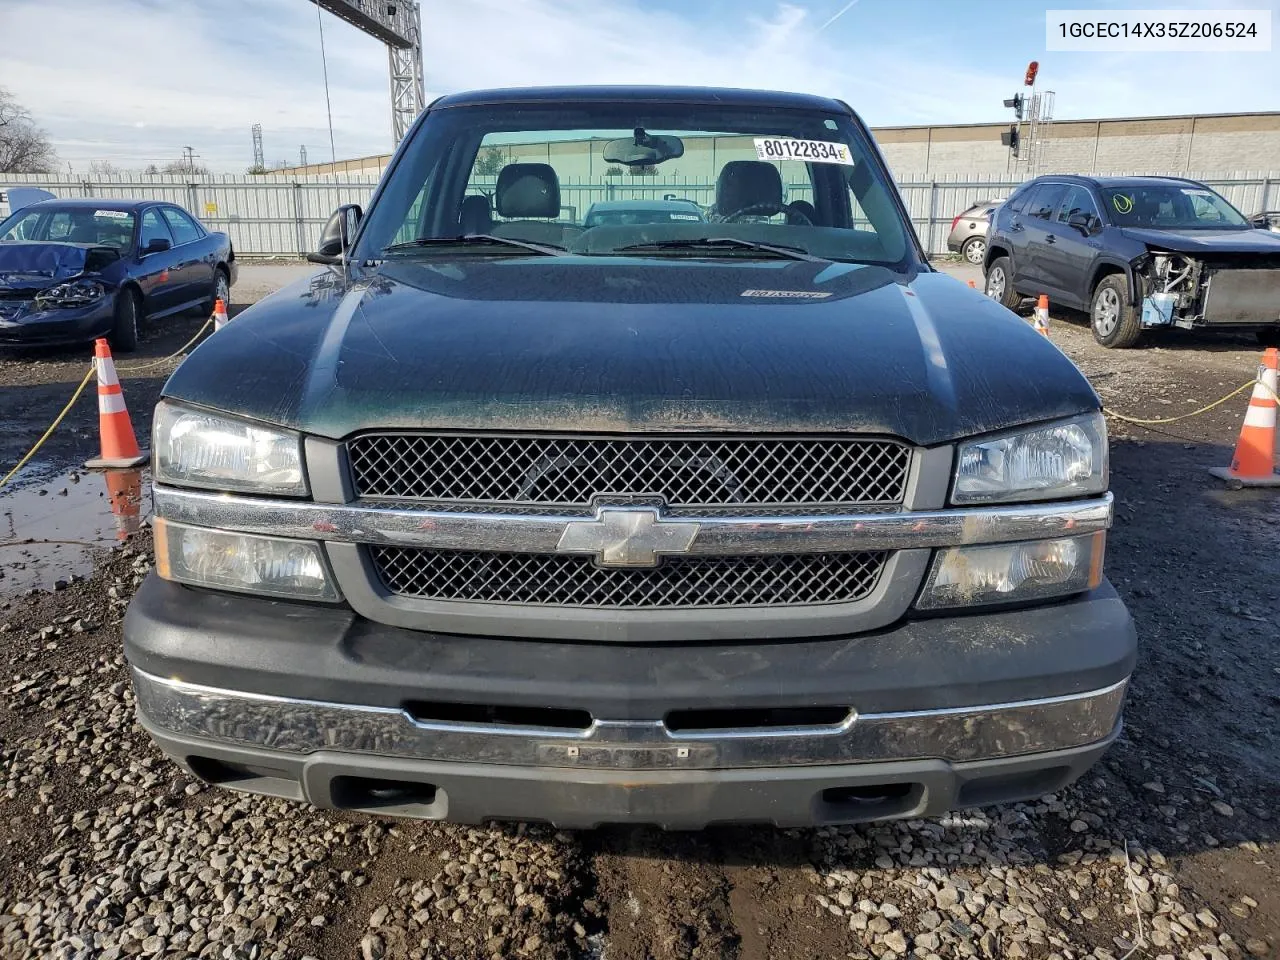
(1, 260), (1277, 960)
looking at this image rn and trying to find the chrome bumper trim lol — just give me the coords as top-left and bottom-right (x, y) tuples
(152, 486), (1113, 557)
(131, 667), (1128, 770)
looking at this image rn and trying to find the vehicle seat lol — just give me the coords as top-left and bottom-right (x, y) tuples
(68, 220), (99, 243)
(715, 161), (783, 220)
(785, 199), (818, 225)
(492, 163), (565, 245)
(459, 194), (494, 235)
(1137, 194), (1164, 222)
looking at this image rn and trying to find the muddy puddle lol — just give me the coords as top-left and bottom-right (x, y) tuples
(0, 466), (150, 598)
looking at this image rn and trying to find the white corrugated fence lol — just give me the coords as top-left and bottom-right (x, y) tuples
(2, 169), (1277, 257)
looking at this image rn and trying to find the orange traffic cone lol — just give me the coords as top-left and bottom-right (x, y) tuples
(84, 339), (149, 469)
(1033, 295), (1050, 336)
(103, 468), (143, 541)
(1210, 348), (1280, 487)
(213, 298), (229, 331)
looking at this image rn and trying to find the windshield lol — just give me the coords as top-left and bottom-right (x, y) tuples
(1100, 184), (1250, 230)
(356, 101), (915, 268)
(0, 207), (136, 250)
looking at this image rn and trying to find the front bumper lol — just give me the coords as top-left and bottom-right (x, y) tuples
(0, 299), (114, 346)
(125, 575), (1135, 828)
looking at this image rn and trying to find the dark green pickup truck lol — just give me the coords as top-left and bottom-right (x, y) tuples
(124, 86), (1135, 828)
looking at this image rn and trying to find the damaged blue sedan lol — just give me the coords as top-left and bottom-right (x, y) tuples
(0, 197), (236, 351)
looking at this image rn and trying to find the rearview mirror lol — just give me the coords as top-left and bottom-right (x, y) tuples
(603, 132), (684, 167)
(309, 203), (363, 265)
(143, 237), (172, 255)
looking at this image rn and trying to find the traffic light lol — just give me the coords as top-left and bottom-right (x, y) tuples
(1024, 61), (1039, 86)
(1003, 94), (1024, 120)
(1001, 126), (1020, 153)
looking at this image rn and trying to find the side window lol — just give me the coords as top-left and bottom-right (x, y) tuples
(161, 207), (203, 245)
(1004, 184), (1034, 214)
(1026, 183), (1068, 220)
(140, 209), (173, 250)
(1056, 186), (1101, 227)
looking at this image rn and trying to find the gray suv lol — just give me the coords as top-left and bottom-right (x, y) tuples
(985, 175), (1280, 348)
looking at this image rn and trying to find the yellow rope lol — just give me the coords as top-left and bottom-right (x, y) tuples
(0, 365), (96, 490)
(1104, 380), (1266, 425)
(0, 315), (215, 490)
(117, 316), (213, 373)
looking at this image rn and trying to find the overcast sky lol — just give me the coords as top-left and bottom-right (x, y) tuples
(2, 0), (1277, 173)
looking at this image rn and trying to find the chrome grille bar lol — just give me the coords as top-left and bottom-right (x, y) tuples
(153, 486), (1113, 556)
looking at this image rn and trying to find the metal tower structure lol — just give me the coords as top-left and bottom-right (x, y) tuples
(308, 0), (424, 145)
(251, 124), (265, 169)
(1002, 62), (1055, 177)
(1024, 90), (1055, 176)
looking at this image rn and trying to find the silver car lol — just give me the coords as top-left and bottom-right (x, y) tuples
(946, 199), (1003, 264)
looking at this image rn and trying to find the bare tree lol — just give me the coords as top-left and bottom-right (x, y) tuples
(159, 159), (210, 176)
(88, 160), (121, 177)
(0, 87), (57, 173)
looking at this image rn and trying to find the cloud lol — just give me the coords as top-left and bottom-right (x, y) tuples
(1, 0), (1276, 172)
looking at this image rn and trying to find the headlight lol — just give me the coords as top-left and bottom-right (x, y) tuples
(36, 279), (107, 308)
(916, 533), (1104, 610)
(952, 412), (1107, 504)
(154, 519), (339, 601)
(153, 401), (307, 495)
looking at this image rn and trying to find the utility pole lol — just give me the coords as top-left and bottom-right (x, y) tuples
(181, 146), (199, 175)
(316, 3), (338, 164)
(309, 0), (424, 145)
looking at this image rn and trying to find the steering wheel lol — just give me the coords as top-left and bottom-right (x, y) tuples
(722, 201), (792, 223)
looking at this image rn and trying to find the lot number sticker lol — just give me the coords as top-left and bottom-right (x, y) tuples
(754, 138), (852, 165)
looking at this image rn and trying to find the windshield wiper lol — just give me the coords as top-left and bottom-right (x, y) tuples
(611, 237), (828, 262)
(383, 234), (568, 256)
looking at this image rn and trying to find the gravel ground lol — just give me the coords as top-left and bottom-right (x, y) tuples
(1, 260), (1277, 960)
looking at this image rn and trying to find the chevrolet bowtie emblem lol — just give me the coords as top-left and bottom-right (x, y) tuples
(557, 508), (701, 568)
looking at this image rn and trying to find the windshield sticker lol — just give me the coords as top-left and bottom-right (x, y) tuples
(94, 210), (130, 219)
(1111, 194), (1134, 214)
(670, 214), (701, 221)
(740, 289), (833, 299)
(754, 138), (853, 165)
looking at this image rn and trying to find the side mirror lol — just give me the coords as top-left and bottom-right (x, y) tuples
(143, 237), (172, 255)
(308, 204), (363, 265)
(1067, 212), (1096, 235)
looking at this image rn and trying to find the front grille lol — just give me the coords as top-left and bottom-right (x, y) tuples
(371, 548), (887, 608)
(348, 435), (911, 509)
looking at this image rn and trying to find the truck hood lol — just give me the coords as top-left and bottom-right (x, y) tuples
(164, 257), (1098, 447)
(0, 242), (118, 289)
(1120, 227), (1280, 255)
